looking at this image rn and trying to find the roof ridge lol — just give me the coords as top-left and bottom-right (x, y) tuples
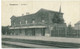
(38, 8), (63, 14)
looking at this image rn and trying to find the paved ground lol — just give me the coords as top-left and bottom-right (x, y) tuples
(2, 35), (80, 44)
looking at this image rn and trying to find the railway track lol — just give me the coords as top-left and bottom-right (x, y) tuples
(2, 41), (53, 48)
(2, 38), (80, 48)
(2, 43), (31, 48)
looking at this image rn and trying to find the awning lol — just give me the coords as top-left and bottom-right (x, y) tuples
(9, 26), (46, 29)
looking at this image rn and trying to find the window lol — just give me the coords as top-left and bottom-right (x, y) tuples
(14, 22), (15, 25)
(32, 19), (35, 24)
(42, 20), (45, 22)
(32, 20), (35, 24)
(26, 20), (27, 24)
(20, 21), (21, 24)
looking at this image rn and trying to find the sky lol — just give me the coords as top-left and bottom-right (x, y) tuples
(1, 0), (80, 26)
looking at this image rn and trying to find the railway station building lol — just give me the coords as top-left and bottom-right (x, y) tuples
(74, 21), (80, 30)
(9, 8), (67, 36)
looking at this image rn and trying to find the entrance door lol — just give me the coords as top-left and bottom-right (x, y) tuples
(25, 29), (28, 35)
(41, 28), (45, 36)
(32, 28), (35, 36)
(35, 28), (42, 36)
(21, 29), (25, 35)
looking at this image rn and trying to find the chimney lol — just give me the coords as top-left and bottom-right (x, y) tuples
(26, 12), (29, 15)
(22, 14), (24, 16)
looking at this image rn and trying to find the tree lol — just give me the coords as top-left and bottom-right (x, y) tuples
(67, 24), (73, 37)
(52, 14), (64, 24)
(2, 26), (10, 35)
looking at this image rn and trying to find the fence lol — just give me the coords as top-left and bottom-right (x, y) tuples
(51, 29), (80, 38)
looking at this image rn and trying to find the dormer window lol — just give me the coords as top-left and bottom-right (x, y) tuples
(26, 20), (27, 24)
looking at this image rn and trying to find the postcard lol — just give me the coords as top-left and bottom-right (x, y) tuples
(1, 0), (80, 48)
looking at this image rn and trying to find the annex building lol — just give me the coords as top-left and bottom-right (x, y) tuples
(74, 21), (80, 30)
(9, 7), (67, 36)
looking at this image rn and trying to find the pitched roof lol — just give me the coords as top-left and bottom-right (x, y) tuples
(36, 8), (63, 14)
(11, 8), (63, 20)
(75, 21), (80, 25)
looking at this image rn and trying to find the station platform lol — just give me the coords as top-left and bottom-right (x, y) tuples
(2, 35), (80, 44)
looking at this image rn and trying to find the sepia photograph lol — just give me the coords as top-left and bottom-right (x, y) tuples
(1, 0), (80, 48)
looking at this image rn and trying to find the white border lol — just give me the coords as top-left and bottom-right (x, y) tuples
(1, 0), (80, 49)
(2, 0), (80, 1)
(0, 0), (1, 49)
